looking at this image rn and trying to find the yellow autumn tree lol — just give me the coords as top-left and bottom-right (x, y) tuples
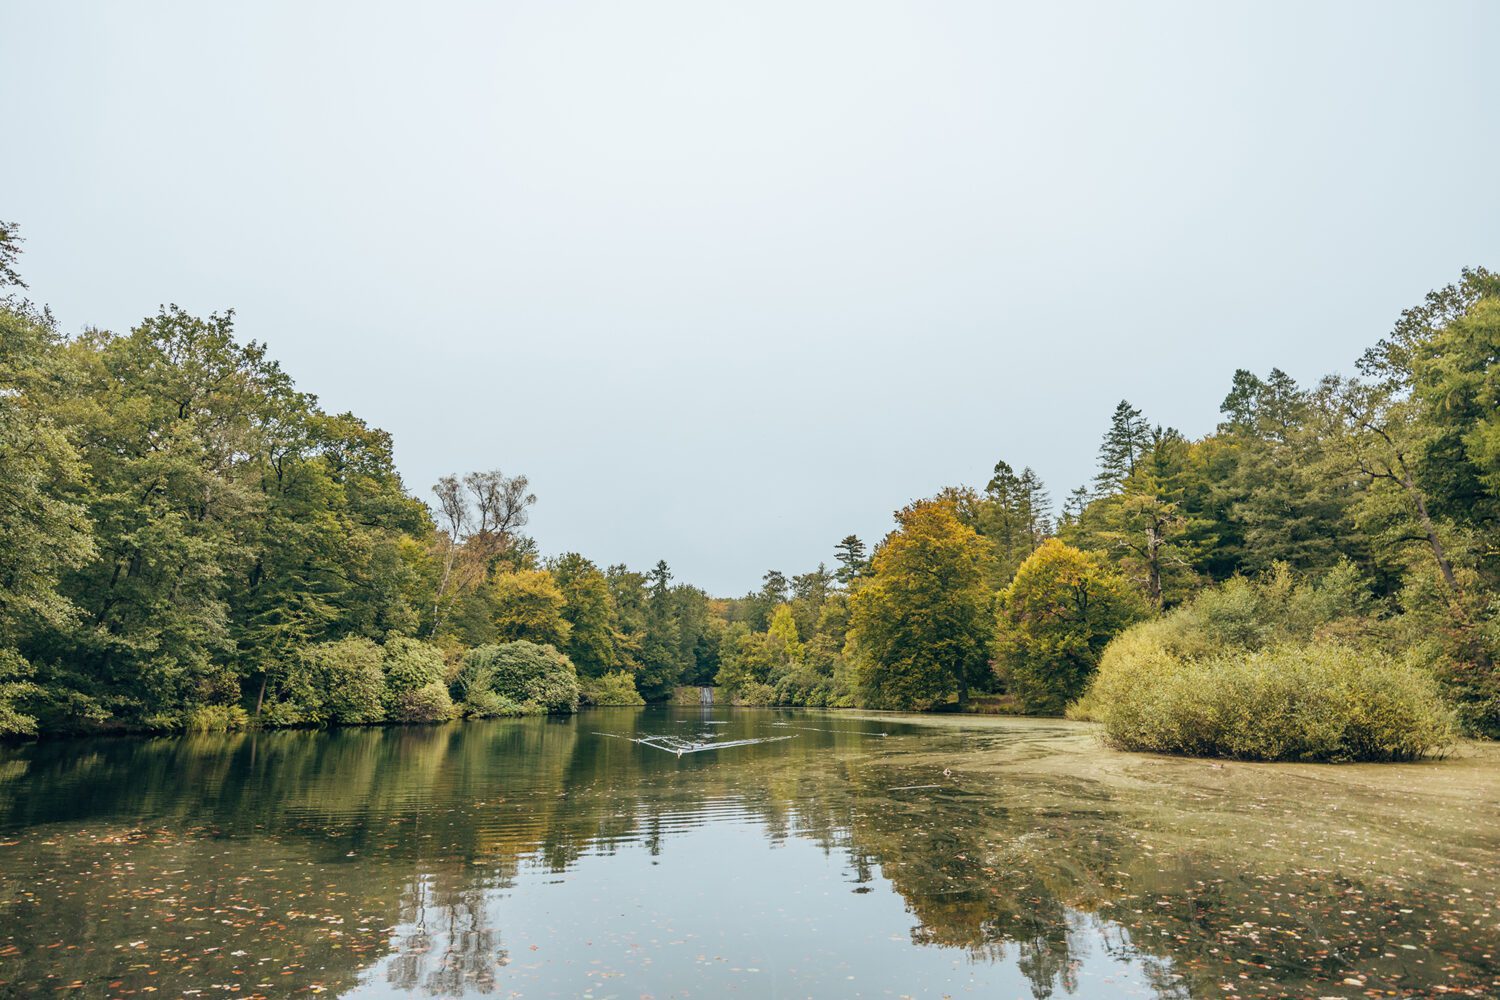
(490, 569), (572, 648)
(766, 604), (804, 663)
(848, 497), (994, 710)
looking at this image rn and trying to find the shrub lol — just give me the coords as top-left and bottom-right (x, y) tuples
(729, 681), (776, 706)
(381, 637), (447, 714)
(140, 703), (251, 733)
(258, 697), (312, 728)
(258, 653), (325, 727)
(304, 637), (386, 724)
(1083, 639), (1454, 761)
(459, 641), (579, 714)
(389, 681), (455, 724)
(460, 689), (531, 718)
(185, 704), (249, 732)
(579, 671), (645, 706)
(1074, 567), (1456, 762)
(773, 664), (834, 707)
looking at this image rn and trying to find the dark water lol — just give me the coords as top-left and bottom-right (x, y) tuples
(0, 708), (1496, 999)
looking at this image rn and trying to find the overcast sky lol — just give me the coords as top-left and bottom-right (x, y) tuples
(4, 1), (1497, 595)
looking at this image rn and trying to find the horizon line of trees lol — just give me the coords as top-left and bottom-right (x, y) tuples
(696, 265), (1500, 737)
(1, 219), (1496, 737)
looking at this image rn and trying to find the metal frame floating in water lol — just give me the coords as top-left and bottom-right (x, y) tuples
(593, 732), (796, 757)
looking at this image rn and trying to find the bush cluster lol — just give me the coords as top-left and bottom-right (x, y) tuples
(257, 637), (589, 726)
(1073, 567), (1456, 761)
(579, 671), (645, 707)
(381, 637), (452, 723)
(261, 636), (454, 727)
(456, 641), (580, 717)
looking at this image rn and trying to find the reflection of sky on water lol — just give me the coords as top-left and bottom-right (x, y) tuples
(358, 820), (1160, 999)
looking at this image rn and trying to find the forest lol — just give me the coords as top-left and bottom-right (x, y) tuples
(1, 220), (1496, 755)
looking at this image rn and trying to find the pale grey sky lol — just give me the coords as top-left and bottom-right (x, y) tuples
(4, 1), (1497, 595)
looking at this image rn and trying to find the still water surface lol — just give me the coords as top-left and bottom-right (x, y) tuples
(0, 708), (1496, 998)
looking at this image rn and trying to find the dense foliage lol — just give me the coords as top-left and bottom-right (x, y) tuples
(993, 540), (1146, 715)
(458, 641), (580, 716)
(1073, 569), (1456, 760)
(579, 670), (647, 707)
(0, 220), (1496, 749)
(848, 499), (993, 710)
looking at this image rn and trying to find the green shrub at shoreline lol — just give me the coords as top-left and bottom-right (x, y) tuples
(457, 641), (580, 716)
(1072, 570), (1456, 762)
(581, 671), (647, 706)
(1078, 636), (1454, 761)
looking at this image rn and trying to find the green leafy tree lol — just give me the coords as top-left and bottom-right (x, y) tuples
(993, 540), (1145, 715)
(635, 560), (683, 700)
(1410, 270), (1500, 579)
(672, 585), (720, 686)
(605, 564), (648, 673)
(1324, 376), (1465, 602)
(714, 622), (780, 703)
(549, 553), (619, 677)
(790, 563), (833, 638)
(1084, 428), (1213, 607)
(766, 604), (804, 663)
(40, 310), (273, 725)
(1212, 369), (1354, 577)
(848, 498), (994, 710)
(0, 303), (94, 733)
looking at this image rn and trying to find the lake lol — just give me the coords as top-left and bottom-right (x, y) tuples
(0, 707), (1496, 998)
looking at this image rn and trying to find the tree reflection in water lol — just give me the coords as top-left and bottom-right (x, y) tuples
(0, 708), (1495, 998)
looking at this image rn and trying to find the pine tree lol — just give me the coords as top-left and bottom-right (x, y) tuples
(1059, 486), (1090, 528)
(834, 536), (868, 587)
(636, 560), (683, 700)
(1018, 467), (1053, 546)
(1094, 400), (1148, 495)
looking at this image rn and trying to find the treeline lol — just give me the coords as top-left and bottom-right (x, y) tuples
(0, 222), (752, 734)
(712, 265), (1500, 747)
(0, 220), (1496, 741)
